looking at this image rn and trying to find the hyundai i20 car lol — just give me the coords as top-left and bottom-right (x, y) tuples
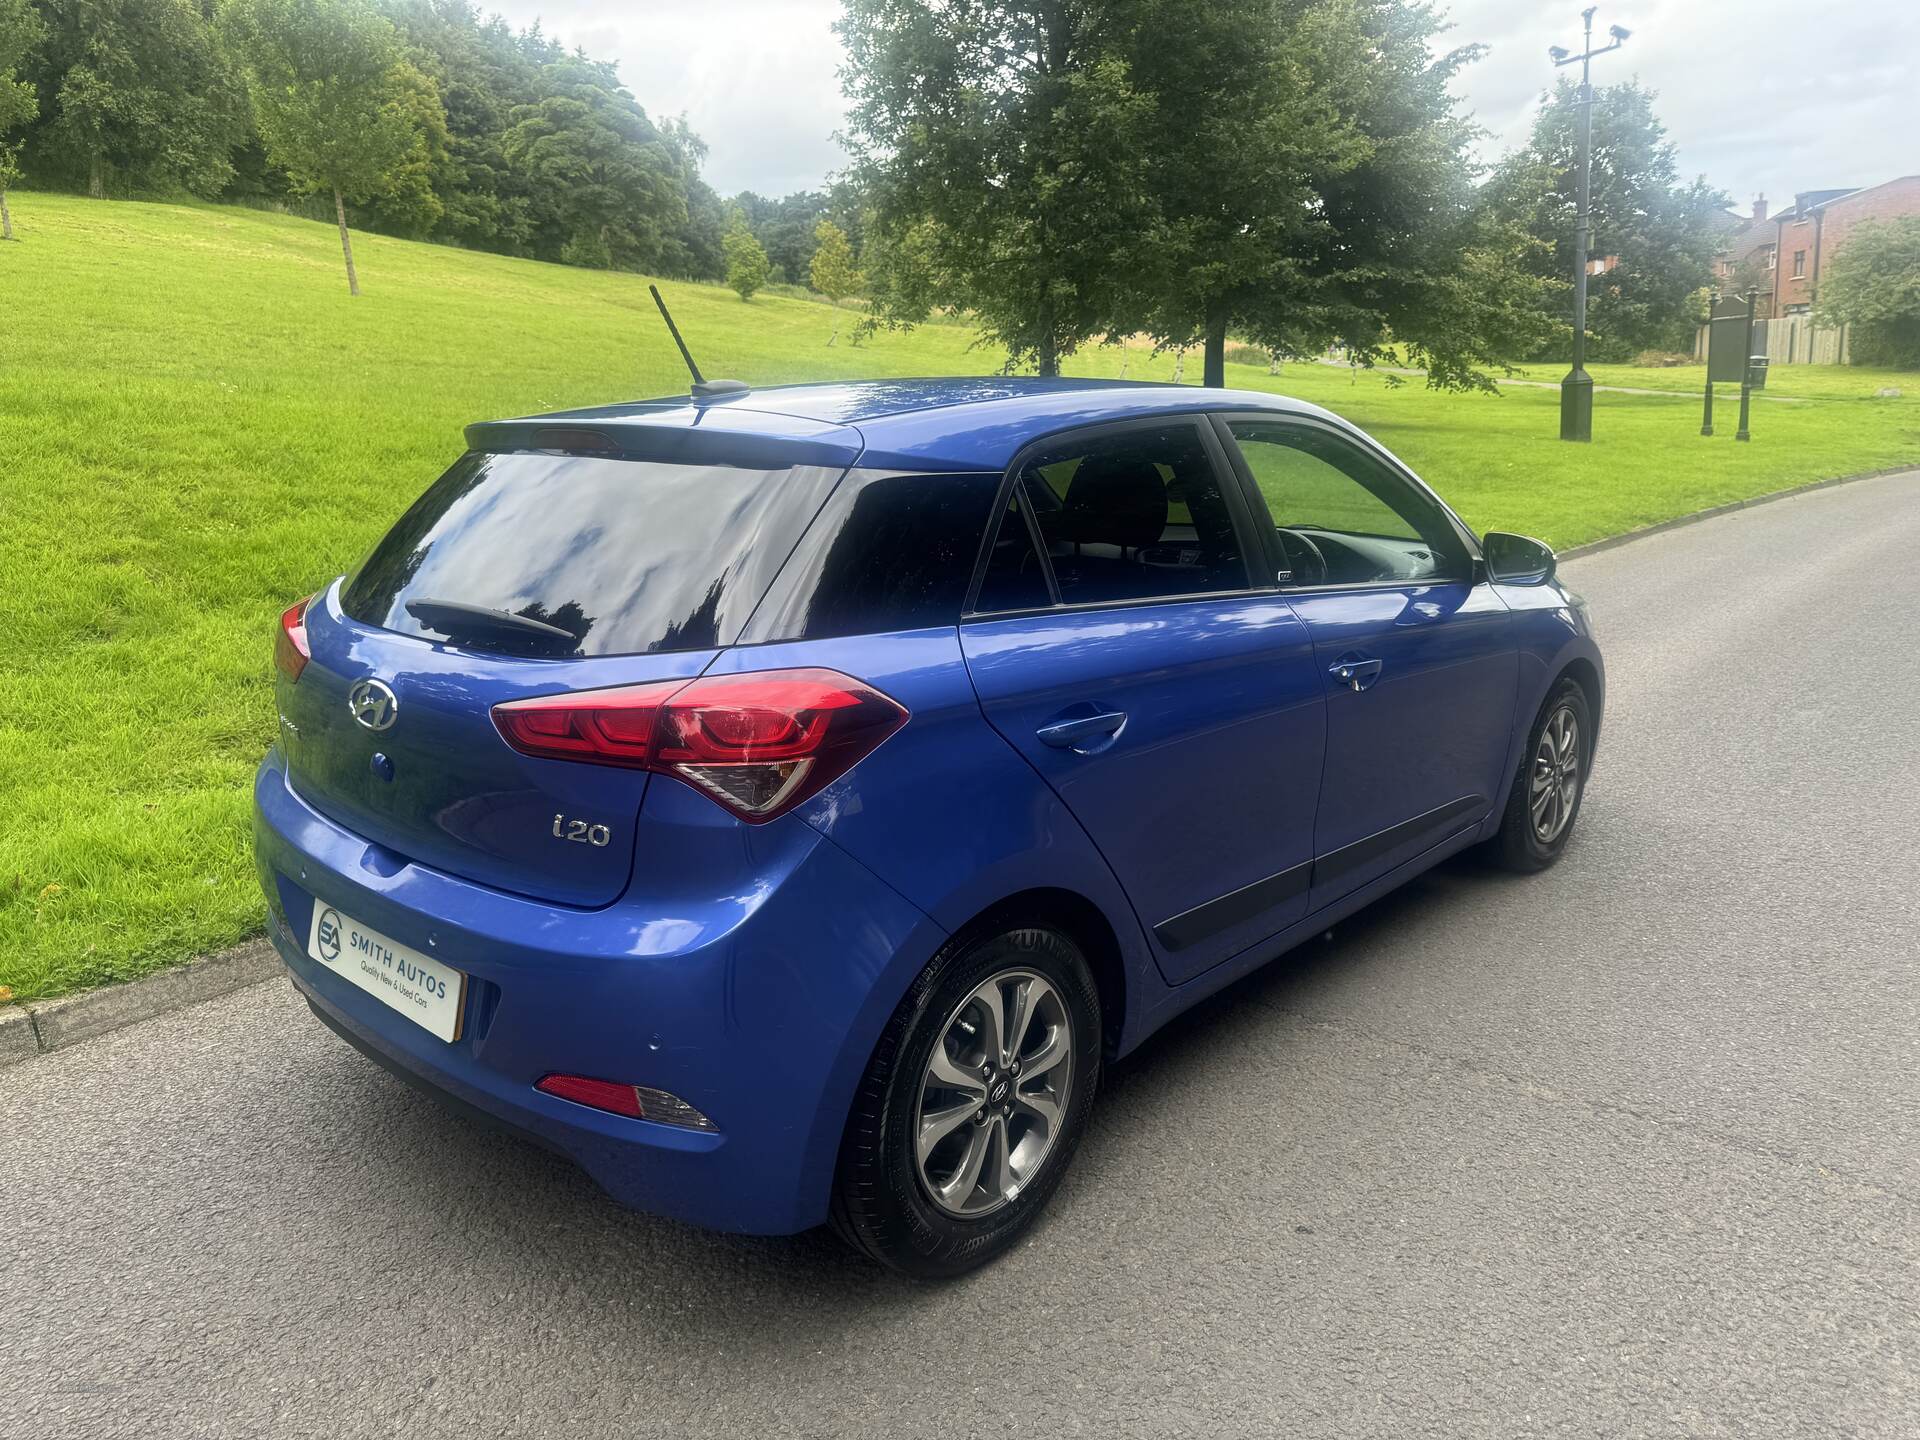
(255, 377), (1602, 1277)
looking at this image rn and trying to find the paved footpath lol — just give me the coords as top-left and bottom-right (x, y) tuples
(3, 471), (1917, 1439)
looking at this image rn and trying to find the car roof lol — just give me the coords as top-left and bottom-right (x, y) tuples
(468, 377), (1345, 473)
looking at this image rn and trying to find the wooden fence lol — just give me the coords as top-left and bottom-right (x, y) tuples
(1694, 317), (1851, 365)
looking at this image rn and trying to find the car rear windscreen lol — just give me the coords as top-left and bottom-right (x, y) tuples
(340, 451), (844, 658)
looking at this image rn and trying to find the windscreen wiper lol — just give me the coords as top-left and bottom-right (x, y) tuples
(404, 598), (579, 648)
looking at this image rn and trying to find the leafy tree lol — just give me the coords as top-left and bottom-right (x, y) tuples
(1485, 78), (1728, 361)
(1110, 0), (1549, 388)
(21, 0), (246, 198)
(1816, 217), (1920, 369)
(222, 0), (430, 295)
(838, 0), (1158, 374)
(731, 187), (864, 283)
(501, 58), (690, 272)
(363, 57), (454, 238)
(808, 217), (861, 303)
(722, 214), (769, 300)
(0, 0), (40, 240)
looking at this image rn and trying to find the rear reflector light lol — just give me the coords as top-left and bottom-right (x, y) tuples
(535, 1074), (717, 1131)
(493, 667), (908, 824)
(274, 597), (312, 682)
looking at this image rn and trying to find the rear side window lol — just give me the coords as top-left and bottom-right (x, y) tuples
(972, 489), (1053, 613)
(341, 451), (842, 657)
(742, 471), (1004, 641)
(1015, 423), (1250, 605)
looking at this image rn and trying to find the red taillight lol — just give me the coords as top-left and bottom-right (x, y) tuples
(536, 1073), (644, 1118)
(493, 667), (908, 823)
(535, 1074), (717, 1131)
(274, 597), (312, 682)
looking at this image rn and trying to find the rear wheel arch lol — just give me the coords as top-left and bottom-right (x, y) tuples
(942, 887), (1128, 1058)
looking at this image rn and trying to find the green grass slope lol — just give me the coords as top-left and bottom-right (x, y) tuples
(2, 193), (1916, 1000)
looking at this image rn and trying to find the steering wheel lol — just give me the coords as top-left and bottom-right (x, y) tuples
(1275, 527), (1329, 586)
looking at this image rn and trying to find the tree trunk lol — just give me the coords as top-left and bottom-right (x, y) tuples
(1036, 294), (1060, 377)
(1202, 303), (1229, 387)
(1171, 347), (1185, 383)
(88, 156), (103, 199)
(335, 189), (361, 297)
(1, 189), (12, 242)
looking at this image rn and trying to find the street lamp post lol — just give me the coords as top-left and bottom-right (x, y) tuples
(1551, 9), (1630, 442)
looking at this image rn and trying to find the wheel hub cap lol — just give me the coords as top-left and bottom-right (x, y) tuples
(914, 968), (1073, 1219)
(1529, 705), (1582, 844)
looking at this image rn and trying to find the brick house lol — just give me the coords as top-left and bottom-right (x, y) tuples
(1713, 177), (1920, 319)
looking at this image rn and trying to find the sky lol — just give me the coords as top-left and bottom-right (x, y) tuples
(487, 0), (1918, 214)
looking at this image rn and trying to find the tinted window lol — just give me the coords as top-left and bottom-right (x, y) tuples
(972, 490), (1053, 614)
(1016, 424), (1249, 605)
(341, 451), (841, 657)
(742, 471), (1002, 640)
(1227, 421), (1466, 586)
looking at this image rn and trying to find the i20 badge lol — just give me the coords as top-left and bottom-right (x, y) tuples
(347, 678), (399, 732)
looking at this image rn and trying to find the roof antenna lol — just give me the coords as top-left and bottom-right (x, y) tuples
(649, 285), (750, 400)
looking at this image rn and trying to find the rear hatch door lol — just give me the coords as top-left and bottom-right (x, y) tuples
(275, 433), (854, 907)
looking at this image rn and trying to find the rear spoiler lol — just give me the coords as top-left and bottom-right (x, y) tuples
(464, 410), (864, 472)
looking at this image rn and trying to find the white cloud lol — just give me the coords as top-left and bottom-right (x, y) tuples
(486, 0), (850, 197)
(485, 0), (1919, 208)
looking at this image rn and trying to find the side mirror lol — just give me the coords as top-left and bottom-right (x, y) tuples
(1483, 531), (1557, 586)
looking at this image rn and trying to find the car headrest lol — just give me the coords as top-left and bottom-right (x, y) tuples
(1058, 456), (1168, 550)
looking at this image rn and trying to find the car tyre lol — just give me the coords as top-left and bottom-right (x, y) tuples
(830, 922), (1102, 1278)
(1491, 677), (1593, 872)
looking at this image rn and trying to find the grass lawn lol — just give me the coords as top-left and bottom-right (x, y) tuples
(2, 192), (1917, 1002)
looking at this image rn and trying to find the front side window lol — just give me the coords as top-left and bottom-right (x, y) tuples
(1006, 423), (1250, 606)
(1226, 420), (1467, 587)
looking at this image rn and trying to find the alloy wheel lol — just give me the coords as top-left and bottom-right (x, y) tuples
(1530, 704), (1582, 844)
(914, 968), (1074, 1218)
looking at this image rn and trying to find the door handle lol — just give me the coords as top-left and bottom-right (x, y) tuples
(1328, 654), (1384, 693)
(1036, 708), (1128, 752)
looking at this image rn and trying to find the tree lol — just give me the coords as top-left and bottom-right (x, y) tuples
(808, 218), (860, 303)
(838, 0), (1158, 374)
(0, 0), (40, 240)
(21, 0), (246, 199)
(500, 58), (690, 272)
(722, 214), (769, 300)
(1485, 78), (1728, 361)
(1817, 217), (1920, 369)
(222, 0), (431, 296)
(363, 57), (455, 238)
(1109, 0), (1548, 388)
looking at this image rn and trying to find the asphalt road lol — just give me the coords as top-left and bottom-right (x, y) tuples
(5, 470), (1918, 1439)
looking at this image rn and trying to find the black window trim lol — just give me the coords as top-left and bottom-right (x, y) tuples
(961, 414), (1277, 621)
(732, 464), (1005, 646)
(1206, 411), (1486, 595)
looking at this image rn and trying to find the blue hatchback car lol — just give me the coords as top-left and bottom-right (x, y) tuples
(255, 377), (1602, 1276)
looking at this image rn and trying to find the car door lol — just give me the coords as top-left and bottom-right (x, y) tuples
(960, 417), (1329, 986)
(1212, 414), (1518, 912)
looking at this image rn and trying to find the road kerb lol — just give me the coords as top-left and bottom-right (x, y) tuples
(4, 940), (285, 1068)
(1559, 465), (1914, 562)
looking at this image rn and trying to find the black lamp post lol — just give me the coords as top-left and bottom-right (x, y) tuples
(1551, 9), (1630, 442)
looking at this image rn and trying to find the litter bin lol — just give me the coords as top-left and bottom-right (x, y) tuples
(1747, 355), (1769, 389)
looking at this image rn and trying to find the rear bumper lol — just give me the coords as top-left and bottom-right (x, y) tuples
(253, 750), (943, 1235)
